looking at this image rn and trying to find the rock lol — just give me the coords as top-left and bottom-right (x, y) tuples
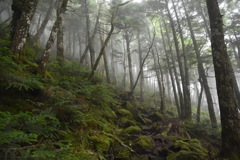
(117, 108), (133, 118)
(148, 112), (164, 122)
(134, 136), (155, 153)
(124, 126), (142, 134)
(120, 117), (136, 128)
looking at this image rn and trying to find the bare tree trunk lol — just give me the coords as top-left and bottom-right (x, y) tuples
(206, 0), (240, 158)
(125, 31), (134, 90)
(197, 80), (204, 123)
(155, 47), (165, 113)
(172, 0), (191, 120)
(90, 22), (114, 77)
(11, 0), (38, 56)
(100, 31), (111, 83)
(182, 0), (216, 127)
(164, 0), (187, 119)
(122, 37), (127, 90)
(34, 0), (55, 41)
(110, 39), (117, 85)
(137, 30), (144, 102)
(80, 4), (101, 65)
(57, 20), (64, 64)
(38, 0), (68, 75)
(162, 18), (183, 118)
(160, 24), (180, 117)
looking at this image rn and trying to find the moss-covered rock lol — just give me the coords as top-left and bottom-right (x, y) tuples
(123, 126), (141, 134)
(125, 102), (139, 119)
(117, 108), (133, 118)
(134, 136), (155, 153)
(90, 134), (113, 153)
(144, 118), (152, 124)
(120, 117), (136, 128)
(149, 112), (165, 122)
(115, 148), (130, 160)
(167, 139), (208, 160)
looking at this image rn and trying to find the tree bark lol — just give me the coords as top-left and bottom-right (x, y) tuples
(125, 31), (134, 90)
(162, 18), (183, 118)
(206, 0), (240, 158)
(172, 0), (191, 120)
(34, 0), (55, 41)
(100, 31), (111, 83)
(164, 0), (186, 119)
(137, 30), (144, 102)
(182, 0), (216, 127)
(160, 24), (180, 117)
(38, 0), (68, 75)
(11, 0), (38, 56)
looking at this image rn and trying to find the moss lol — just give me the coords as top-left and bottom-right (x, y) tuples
(136, 114), (147, 124)
(125, 102), (139, 119)
(90, 134), (113, 153)
(123, 126), (141, 134)
(102, 110), (117, 120)
(144, 118), (152, 124)
(116, 148), (130, 160)
(117, 108), (133, 118)
(167, 139), (208, 160)
(120, 117), (136, 128)
(155, 112), (164, 121)
(134, 136), (155, 152)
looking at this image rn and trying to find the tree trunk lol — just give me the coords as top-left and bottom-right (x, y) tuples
(155, 47), (165, 113)
(162, 18), (183, 118)
(206, 0), (240, 158)
(137, 30), (144, 102)
(90, 22), (114, 77)
(125, 31), (134, 90)
(57, 20), (64, 64)
(182, 0), (216, 127)
(34, 0), (55, 41)
(172, 0), (191, 120)
(164, 0), (186, 119)
(160, 24), (180, 117)
(38, 0), (68, 75)
(110, 39), (117, 85)
(80, 4), (101, 65)
(197, 79), (204, 122)
(100, 31), (111, 83)
(11, 0), (38, 56)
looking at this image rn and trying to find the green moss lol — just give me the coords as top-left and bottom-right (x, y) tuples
(118, 108), (133, 118)
(144, 118), (152, 124)
(116, 148), (130, 159)
(90, 134), (113, 153)
(101, 109), (118, 121)
(155, 112), (164, 120)
(125, 102), (139, 119)
(124, 126), (141, 134)
(167, 139), (208, 160)
(134, 136), (155, 152)
(120, 117), (136, 127)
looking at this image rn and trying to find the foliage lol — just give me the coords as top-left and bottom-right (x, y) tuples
(167, 139), (209, 160)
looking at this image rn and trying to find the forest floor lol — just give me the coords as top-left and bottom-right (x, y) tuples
(0, 32), (220, 159)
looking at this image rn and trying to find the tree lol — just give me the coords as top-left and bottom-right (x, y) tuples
(11, 0), (38, 56)
(206, 0), (240, 158)
(38, 0), (69, 75)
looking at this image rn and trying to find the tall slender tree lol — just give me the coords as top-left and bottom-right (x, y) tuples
(206, 0), (240, 158)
